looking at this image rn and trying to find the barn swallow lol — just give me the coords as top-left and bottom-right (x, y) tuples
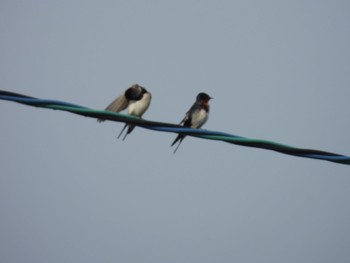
(98, 84), (152, 140)
(171, 92), (212, 153)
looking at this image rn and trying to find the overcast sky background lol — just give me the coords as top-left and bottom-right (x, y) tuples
(1, 1), (350, 262)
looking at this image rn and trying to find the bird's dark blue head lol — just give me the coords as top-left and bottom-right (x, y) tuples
(125, 84), (149, 100)
(196, 92), (212, 103)
(139, 86), (148, 94)
(130, 84), (148, 94)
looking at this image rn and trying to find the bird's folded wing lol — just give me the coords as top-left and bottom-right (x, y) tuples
(105, 95), (128, 112)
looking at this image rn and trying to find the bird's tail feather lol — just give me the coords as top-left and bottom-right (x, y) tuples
(172, 141), (183, 154)
(171, 135), (185, 154)
(171, 134), (182, 147)
(118, 124), (128, 139)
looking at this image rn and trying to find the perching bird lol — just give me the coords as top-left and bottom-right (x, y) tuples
(98, 84), (152, 140)
(171, 92), (212, 153)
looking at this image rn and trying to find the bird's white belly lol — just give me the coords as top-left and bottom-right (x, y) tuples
(127, 93), (151, 117)
(191, 109), (208, 128)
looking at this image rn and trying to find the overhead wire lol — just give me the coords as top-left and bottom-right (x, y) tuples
(1, 89), (349, 165)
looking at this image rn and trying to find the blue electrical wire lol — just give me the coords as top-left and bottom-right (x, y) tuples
(1, 90), (349, 165)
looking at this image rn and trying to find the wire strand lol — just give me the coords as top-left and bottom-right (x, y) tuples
(1, 90), (349, 165)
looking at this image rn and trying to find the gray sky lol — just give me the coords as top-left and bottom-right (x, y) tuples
(1, 1), (350, 262)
